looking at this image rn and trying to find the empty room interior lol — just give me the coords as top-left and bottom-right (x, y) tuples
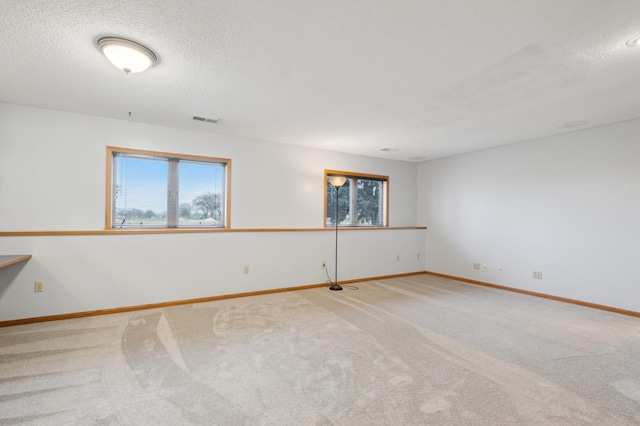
(1, 1), (640, 424)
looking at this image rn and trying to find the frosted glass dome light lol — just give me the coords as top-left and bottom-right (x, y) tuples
(97, 37), (157, 74)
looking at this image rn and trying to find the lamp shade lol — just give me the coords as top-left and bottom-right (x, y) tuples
(329, 176), (347, 188)
(97, 37), (157, 74)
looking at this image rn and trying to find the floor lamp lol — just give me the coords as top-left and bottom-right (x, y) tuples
(328, 176), (347, 291)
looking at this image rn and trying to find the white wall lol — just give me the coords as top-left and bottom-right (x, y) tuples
(418, 120), (640, 312)
(0, 103), (424, 321)
(0, 103), (417, 231)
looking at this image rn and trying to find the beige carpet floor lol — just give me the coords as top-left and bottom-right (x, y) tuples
(1, 274), (639, 425)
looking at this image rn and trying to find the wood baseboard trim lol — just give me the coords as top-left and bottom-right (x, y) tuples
(0, 271), (427, 327)
(426, 271), (640, 318)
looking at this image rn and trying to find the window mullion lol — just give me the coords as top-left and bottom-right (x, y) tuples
(167, 159), (179, 228)
(350, 178), (357, 226)
(380, 181), (386, 226)
(220, 169), (226, 226)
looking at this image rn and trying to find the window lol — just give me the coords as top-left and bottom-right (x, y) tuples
(106, 147), (230, 229)
(324, 170), (388, 227)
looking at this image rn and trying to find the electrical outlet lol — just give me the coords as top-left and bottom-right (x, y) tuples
(497, 265), (503, 274)
(322, 260), (326, 267)
(34, 281), (43, 292)
(533, 271), (543, 280)
(473, 263), (481, 270)
(481, 264), (488, 271)
(243, 266), (250, 274)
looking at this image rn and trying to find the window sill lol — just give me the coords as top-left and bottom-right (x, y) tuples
(0, 227), (426, 237)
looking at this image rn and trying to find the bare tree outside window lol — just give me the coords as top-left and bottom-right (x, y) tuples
(192, 192), (222, 220)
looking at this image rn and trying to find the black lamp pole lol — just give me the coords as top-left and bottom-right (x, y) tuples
(329, 184), (342, 291)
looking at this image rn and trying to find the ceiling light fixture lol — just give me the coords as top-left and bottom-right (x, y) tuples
(97, 37), (157, 74)
(625, 34), (640, 47)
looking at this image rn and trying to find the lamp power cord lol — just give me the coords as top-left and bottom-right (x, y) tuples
(323, 264), (359, 290)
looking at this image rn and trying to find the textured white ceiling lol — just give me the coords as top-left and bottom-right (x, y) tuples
(2, 0), (640, 161)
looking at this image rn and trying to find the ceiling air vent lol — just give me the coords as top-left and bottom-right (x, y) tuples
(193, 116), (219, 124)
